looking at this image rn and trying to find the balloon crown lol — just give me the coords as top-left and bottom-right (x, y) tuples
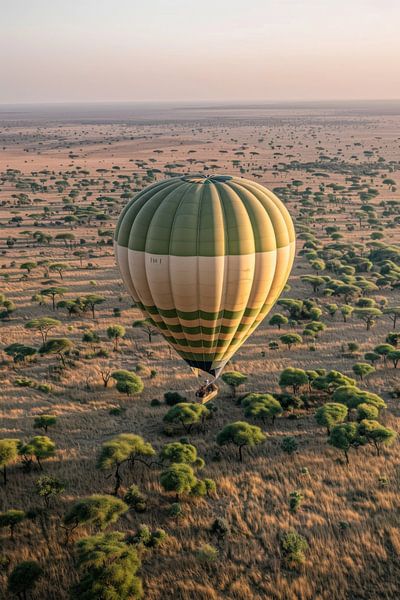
(181, 174), (233, 184)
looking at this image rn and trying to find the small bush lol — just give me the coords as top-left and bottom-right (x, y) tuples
(280, 530), (308, 569)
(164, 391), (186, 406)
(168, 502), (183, 518)
(281, 436), (298, 454)
(196, 544), (219, 564)
(109, 406), (126, 417)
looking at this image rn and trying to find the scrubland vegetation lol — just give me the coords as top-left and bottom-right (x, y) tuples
(0, 105), (399, 599)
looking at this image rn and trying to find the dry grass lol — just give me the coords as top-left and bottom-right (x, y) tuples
(0, 107), (399, 599)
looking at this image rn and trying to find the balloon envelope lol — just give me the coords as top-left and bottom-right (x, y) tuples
(115, 175), (295, 376)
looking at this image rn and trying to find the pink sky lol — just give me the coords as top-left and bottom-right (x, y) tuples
(1, 0), (399, 103)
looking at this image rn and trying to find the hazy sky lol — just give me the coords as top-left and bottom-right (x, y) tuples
(1, 0), (399, 104)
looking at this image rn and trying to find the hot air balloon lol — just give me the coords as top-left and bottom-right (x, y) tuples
(114, 174), (295, 381)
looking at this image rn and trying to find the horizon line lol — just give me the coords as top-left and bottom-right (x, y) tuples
(1, 98), (400, 108)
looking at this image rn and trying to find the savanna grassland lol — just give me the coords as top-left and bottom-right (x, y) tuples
(0, 102), (399, 600)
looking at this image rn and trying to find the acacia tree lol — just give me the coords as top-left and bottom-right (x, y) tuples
(107, 325), (126, 351)
(279, 367), (308, 395)
(5, 343), (37, 363)
(97, 434), (155, 495)
(221, 371), (247, 397)
(388, 350), (400, 368)
(315, 403), (348, 435)
(39, 338), (73, 367)
(160, 463), (197, 500)
(280, 333), (302, 350)
(0, 509), (26, 540)
(216, 421), (266, 462)
(7, 560), (43, 600)
(354, 307), (383, 330)
(340, 305), (353, 322)
(132, 318), (159, 343)
(383, 307), (400, 329)
(0, 438), (19, 485)
(35, 475), (65, 508)
(269, 314), (289, 330)
(332, 385), (386, 412)
(57, 299), (83, 317)
(160, 442), (204, 468)
(352, 363), (375, 380)
(163, 403), (210, 434)
(241, 393), (283, 425)
(41, 287), (68, 310)
(83, 294), (105, 319)
(70, 532), (142, 600)
(20, 261), (37, 275)
(356, 403), (379, 421)
(328, 422), (362, 464)
(63, 495), (128, 540)
(34, 415), (57, 433)
(18, 436), (56, 471)
(358, 419), (396, 455)
(374, 343), (395, 366)
(25, 317), (61, 343)
(49, 262), (68, 280)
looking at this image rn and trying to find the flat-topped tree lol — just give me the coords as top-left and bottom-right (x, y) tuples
(49, 262), (68, 280)
(374, 343), (395, 366)
(19, 436), (56, 471)
(354, 307), (383, 330)
(388, 350), (400, 368)
(4, 343), (37, 363)
(163, 403), (210, 434)
(20, 261), (37, 275)
(221, 371), (247, 397)
(97, 433), (155, 495)
(107, 325), (126, 351)
(83, 294), (105, 319)
(383, 307), (400, 329)
(39, 338), (73, 367)
(40, 287), (68, 310)
(71, 532), (142, 600)
(241, 393), (283, 425)
(8, 560), (43, 599)
(311, 371), (356, 395)
(269, 313), (289, 330)
(63, 495), (128, 535)
(301, 275), (326, 293)
(160, 463), (197, 500)
(0, 439), (19, 485)
(0, 509), (26, 540)
(160, 442), (204, 468)
(340, 305), (353, 322)
(356, 403), (379, 422)
(25, 317), (61, 342)
(55, 232), (75, 247)
(332, 386), (386, 411)
(328, 422), (363, 464)
(132, 318), (159, 343)
(280, 333), (303, 350)
(358, 420), (397, 455)
(315, 403), (348, 435)
(279, 368), (308, 395)
(33, 415), (57, 433)
(352, 363), (375, 380)
(56, 299), (83, 317)
(217, 421), (266, 462)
